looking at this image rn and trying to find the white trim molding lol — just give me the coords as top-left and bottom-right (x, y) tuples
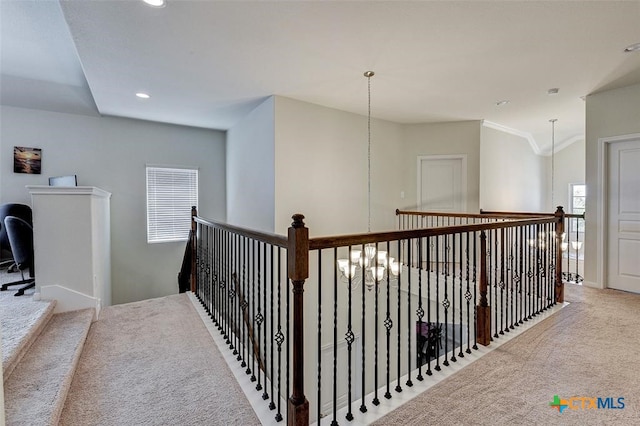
(596, 133), (640, 290)
(416, 154), (468, 213)
(482, 120), (540, 155)
(38, 285), (100, 318)
(26, 185), (112, 198)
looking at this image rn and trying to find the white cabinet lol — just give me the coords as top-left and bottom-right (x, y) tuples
(27, 186), (111, 315)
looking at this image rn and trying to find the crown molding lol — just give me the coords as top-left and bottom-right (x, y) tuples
(542, 134), (585, 156)
(481, 120), (541, 155)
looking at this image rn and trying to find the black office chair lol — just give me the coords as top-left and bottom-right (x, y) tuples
(1, 216), (35, 296)
(0, 203), (32, 271)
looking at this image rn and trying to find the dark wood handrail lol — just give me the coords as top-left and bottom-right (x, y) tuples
(194, 216), (289, 248)
(396, 209), (500, 219)
(480, 209), (585, 219)
(479, 209), (553, 217)
(310, 217), (557, 250)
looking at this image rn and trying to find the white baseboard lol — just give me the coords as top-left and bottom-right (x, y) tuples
(582, 280), (603, 289)
(39, 285), (100, 319)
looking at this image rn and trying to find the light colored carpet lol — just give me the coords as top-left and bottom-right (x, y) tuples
(373, 284), (640, 425)
(4, 308), (94, 426)
(1, 268), (55, 380)
(59, 294), (260, 426)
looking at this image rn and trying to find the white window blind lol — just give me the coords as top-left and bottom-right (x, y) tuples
(146, 166), (198, 243)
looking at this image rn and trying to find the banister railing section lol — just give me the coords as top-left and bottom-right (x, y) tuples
(190, 207), (567, 425)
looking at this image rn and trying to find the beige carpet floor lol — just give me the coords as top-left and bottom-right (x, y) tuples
(1, 268), (53, 379)
(373, 284), (640, 425)
(4, 308), (94, 426)
(58, 294), (260, 426)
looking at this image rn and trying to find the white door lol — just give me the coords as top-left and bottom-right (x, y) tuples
(417, 155), (467, 212)
(608, 138), (640, 293)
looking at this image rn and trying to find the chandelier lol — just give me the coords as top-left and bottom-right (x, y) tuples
(336, 71), (400, 290)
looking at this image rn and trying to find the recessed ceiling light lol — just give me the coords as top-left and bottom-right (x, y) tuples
(496, 100), (509, 106)
(143, 0), (166, 8)
(624, 42), (640, 53)
(547, 88), (559, 95)
(136, 92), (150, 99)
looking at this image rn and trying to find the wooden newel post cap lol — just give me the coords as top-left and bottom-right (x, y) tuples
(291, 214), (305, 228)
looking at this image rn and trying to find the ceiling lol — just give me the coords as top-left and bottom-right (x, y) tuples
(2, 1), (639, 154)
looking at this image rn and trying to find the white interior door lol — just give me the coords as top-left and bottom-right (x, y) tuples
(417, 155), (467, 212)
(607, 138), (640, 293)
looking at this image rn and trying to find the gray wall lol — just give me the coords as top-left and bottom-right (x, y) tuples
(274, 96), (403, 236)
(480, 125), (545, 212)
(226, 97), (275, 232)
(0, 105), (226, 304)
(549, 138), (585, 212)
(402, 121), (482, 213)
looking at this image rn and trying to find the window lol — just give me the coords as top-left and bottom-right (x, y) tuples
(569, 183), (585, 233)
(570, 183), (586, 215)
(146, 166), (198, 243)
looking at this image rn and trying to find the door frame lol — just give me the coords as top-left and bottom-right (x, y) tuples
(416, 154), (468, 212)
(597, 133), (640, 289)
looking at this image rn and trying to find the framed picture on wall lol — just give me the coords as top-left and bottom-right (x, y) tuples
(14, 146), (42, 174)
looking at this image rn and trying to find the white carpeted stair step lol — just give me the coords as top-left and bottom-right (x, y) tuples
(2, 298), (56, 383)
(3, 308), (94, 426)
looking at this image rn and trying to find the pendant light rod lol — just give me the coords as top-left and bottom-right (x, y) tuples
(550, 118), (557, 208)
(365, 71), (374, 233)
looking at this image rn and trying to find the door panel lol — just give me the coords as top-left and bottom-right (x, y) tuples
(608, 139), (640, 293)
(418, 156), (466, 212)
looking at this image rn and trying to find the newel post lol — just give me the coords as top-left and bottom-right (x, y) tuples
(287, 214), (310, 426)
(476, 230), (491, 346)
(554, 206), (565, 303)
(190, 206), (197, 293)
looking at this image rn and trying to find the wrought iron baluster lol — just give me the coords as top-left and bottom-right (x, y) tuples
(406, 239), (413, 386)
(435, 235), (441, 372)
(493, 229), (499, 339)
(472, 231), (478, 351)
(384, 241), (393, 399)
(426, 236), (433, 375)
(285, 256), (290, 426)
(274, 248), (284, 423)
(451, 234), (457, 363)
(250, 240), (256, 381)
(458, 233), (464, 358)
(331, 248), (339, 425)
(395, 239), (403, 391)
(373, 242), (381, 406)
(360, 243), (368, 413)
(317, 250), (322, 425)
(464, 232), (472, 354)
(233, 234), (239, 356)
(256, 242), (263, 391)
(242, 237), (248, 368)
(500, 228), (505, 336)
(442, 235), (450, 367)
(416, 238), (424, 381)
(268, 245), (275, 409)
(345, 245), (354, 422)
(509, 227), (515, 330)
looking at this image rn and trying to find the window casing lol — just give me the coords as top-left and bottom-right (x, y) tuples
(146, 166), (198, 243)
(569, 183), (585, 233)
